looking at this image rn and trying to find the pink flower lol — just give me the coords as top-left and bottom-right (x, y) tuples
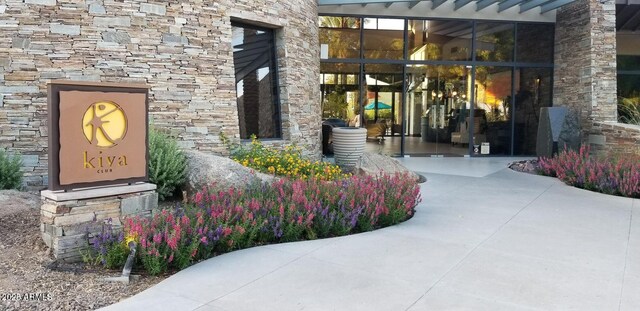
(222, 227), (232, 237)
(153, 233), (162, 244)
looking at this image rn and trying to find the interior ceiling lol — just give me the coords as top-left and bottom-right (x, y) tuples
(318, 0), (578, 14)
(617, 2), (640, 31)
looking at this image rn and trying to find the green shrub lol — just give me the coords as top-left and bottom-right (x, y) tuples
(148, 128), (187, 201)
(0, 149), (23, 190)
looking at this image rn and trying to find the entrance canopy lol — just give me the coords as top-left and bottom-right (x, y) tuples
(318, 0), (580, 22)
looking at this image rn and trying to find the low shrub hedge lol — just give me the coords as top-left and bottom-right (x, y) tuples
(89, 173), (421, 275)
(538, 145), (640, 198)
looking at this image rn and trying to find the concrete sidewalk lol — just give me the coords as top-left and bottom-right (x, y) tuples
(104, 157), (639, 311)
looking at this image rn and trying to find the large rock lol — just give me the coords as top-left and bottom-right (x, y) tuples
(537, 107), (581, 157)
(356, 152), (421, 182)
(183, 150), (275, 195)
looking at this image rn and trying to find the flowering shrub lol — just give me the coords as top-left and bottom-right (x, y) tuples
(82, 219), (129, 269)
(538, 145), (640, 198)
(121, 173), (420, 275)
(221, 133), (348, 181)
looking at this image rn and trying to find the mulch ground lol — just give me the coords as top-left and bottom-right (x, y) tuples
(0, 190), (163, 311)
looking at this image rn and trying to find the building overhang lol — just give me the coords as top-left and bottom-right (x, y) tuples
(318, 0), (581, 22)
(617, 0), (640, 31)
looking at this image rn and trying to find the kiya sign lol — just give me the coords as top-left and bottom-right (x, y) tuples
(48, 81), (149, 190)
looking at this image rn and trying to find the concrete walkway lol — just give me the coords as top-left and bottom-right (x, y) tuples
(104, 158), (639, 311)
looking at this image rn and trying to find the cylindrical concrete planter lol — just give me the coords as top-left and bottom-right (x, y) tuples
(332, 127), (367, 171)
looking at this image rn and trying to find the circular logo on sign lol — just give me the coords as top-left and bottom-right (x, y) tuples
(82, 101), (128, 148)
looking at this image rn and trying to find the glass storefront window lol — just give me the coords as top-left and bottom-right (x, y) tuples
(618, 55), (640, 71)
(363, 18), (405, 60)
(476, 23), (515, 62)
(319, 16), (361, 59)
(320, 63), (361, 121)
(317, 15), (556, 156)
(474, 66), (513, 155)
(407, 20), (472, 61)
(364, 64), (404, 155)
(516, 23), (554, 63)
(513, 67), (553, 155)
(617, 32), (640, 124)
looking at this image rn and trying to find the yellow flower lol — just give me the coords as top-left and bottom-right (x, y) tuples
(125, 234), (137, 246)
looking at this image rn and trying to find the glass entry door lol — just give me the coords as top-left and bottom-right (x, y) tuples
(405, 65), (471, 156)
(363, 64), (404, 156)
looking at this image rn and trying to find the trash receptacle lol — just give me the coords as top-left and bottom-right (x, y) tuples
(420, 117), (429, 142)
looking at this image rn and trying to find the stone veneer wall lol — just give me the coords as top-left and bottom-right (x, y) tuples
(41, 188), (157, 261)
(0, 0), (320, 190)
(554, 0), (640, 155)
(553, 0), (618, 148)
(588, 122), (640, 155)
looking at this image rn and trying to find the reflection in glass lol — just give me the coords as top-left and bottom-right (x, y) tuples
(514, 68), (552, 155)
(317, 15), (557, 156)
(516, 23), (554, 63)
(319, 16), (361, 59)
(618, 74), (640, 123)
(476, 23), (514, 62)
(618, 55), (640, 71)
(405, 65), (471, 156)
(363, 64), (404, 155)
(232, 23), (280, 139)
(474, 66), (513, 155)
(617, 34), (640, 124)
(320, 63), (360, 122)
(363, 18), (405, 60)
(407, 20), (472, 61)
(618, 73), (640, 98)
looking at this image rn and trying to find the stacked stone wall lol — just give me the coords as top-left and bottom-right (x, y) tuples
(588, 121), (640, 155)
(0, 0), (320, 190)
(41, 188), (158, 261)
(553, 0), (618, 147)
(553, 0), (640, 157)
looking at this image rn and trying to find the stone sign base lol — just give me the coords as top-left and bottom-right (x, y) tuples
(40, 183), (158, 262)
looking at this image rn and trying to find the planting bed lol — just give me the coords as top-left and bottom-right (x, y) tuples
(0, 190), (162, 311)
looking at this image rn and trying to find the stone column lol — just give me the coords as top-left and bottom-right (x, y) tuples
(553, 0), (617, 147)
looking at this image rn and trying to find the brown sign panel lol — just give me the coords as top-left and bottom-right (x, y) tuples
(48, 81), (149, 190)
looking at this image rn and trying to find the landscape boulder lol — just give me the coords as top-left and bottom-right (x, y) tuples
(356, 152), (422, 182)
(183, 150), (275, 196)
